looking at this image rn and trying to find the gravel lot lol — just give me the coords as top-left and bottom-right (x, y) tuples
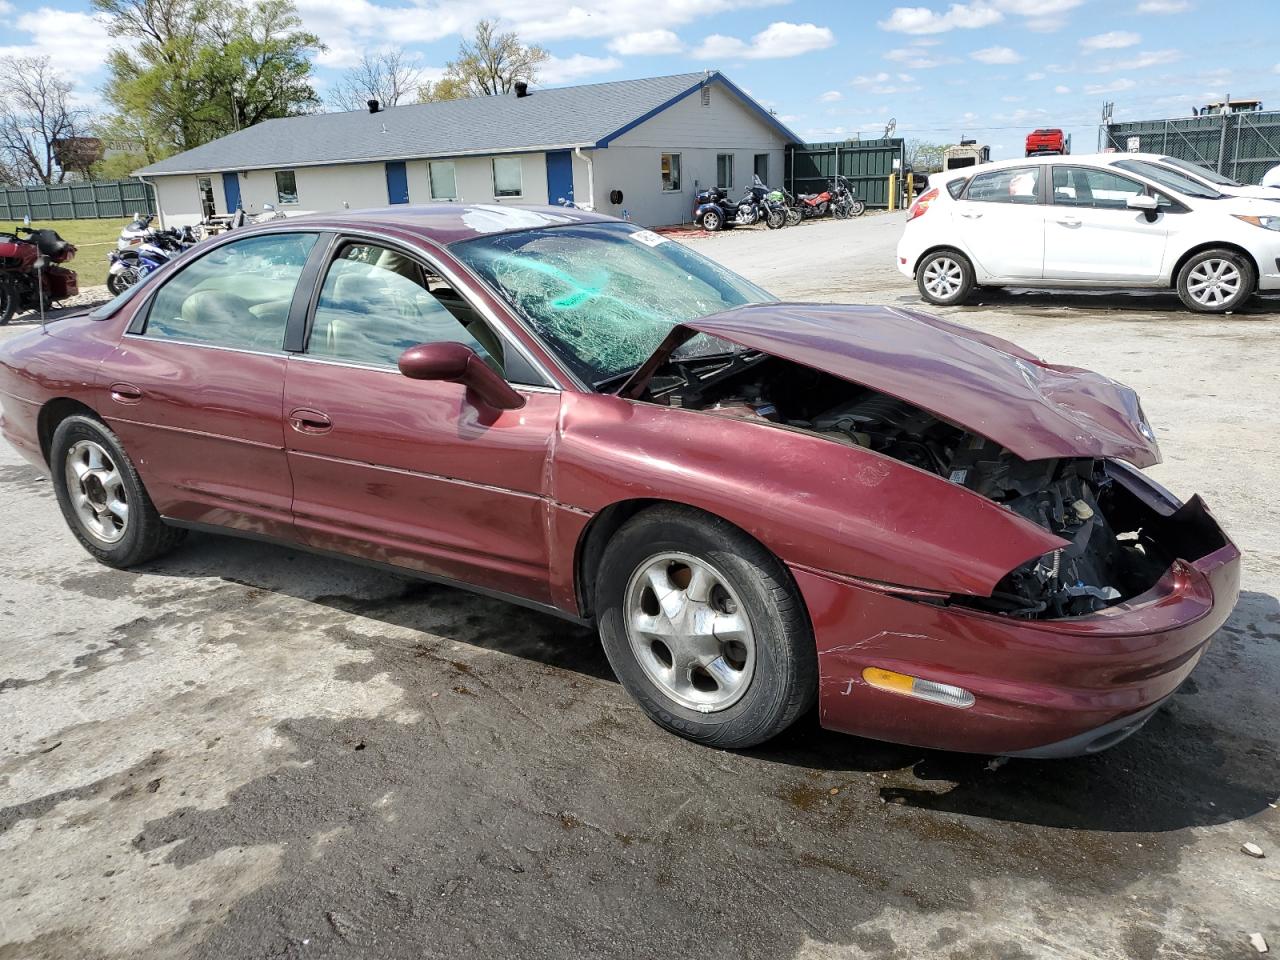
(1, 212), (1277, 960)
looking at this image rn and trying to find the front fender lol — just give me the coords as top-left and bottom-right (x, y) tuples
(548, 392), (1064, 608)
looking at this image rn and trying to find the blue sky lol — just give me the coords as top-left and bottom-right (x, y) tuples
(2, 0), (1277, 160)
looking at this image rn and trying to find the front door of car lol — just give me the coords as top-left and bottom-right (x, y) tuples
(1043, 165), (1170, 282)
(952, 165), (1046, 280)
(282, 239), (561, 604)
(104, 231), (320, 540)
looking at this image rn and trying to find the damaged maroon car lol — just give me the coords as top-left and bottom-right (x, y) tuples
(0, 205), (1239, 757)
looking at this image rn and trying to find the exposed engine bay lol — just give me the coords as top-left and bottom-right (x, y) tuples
(631, 351), (1205, 620)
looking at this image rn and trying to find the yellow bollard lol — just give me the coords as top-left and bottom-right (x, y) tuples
(888, 172), (897, 211)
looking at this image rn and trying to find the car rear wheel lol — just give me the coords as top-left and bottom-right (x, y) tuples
(595, 505), (817, 748)
(917, 249), (975, 306)
(1176, 249), (1255, 313)
(50, 414), (185, 567)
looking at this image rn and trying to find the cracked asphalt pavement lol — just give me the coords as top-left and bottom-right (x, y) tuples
(2, 213), (1278, 959)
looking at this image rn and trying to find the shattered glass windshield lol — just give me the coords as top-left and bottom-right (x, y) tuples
(451, 222), (774, 385)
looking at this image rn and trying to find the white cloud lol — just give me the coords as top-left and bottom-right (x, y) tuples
(1084, 78), (1137, 94)
(1275, 63), (1280, 74)
(883, 41), (960, 68)
(607, 29), (684, 56)
(1090, 48), (1181, 72)
(818, 90), (843, 102)
(1054, 84), (1071, 93)
(878, 3), (1002, 34)
(539, 54), (622, 83)
(994, 0), (1084, 12)
(1137, 0), (1190, 11)
(970, 45), (1023, 64)
(1025, 71), (1045, 80)
(1002, 94), (1025, 102)
(0, 8), (116, 69)
(1081, 30), (1140, 52)
(692, 21), (835, 59)
(851, 72), (921, 95)
(0, 1), (13, 14)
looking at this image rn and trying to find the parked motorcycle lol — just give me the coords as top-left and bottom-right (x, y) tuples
(692, 187), (735, 232)
(764, 189), (790, 229)
(107, 240), (171, 296)
(118, 214), (197, 254)
(0, 225), (78, 325)
(830, 176), (867, 219)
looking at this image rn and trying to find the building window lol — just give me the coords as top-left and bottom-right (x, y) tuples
(429, 161), (457, 200)
(716, 153), (734, 190)
(660, 153), (681, 192)
(492, 156), (523, 197)
(753, 153), (769, 185)
(197, 176), (215, 219)
(275, 170), (299, 204)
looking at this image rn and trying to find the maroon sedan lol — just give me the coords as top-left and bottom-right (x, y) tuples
(0, 205), (1239, 757)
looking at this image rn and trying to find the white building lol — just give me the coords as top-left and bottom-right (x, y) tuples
(134, 72), (799, 229)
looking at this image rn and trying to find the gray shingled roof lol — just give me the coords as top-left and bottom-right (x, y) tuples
(137, 71), (795, 176)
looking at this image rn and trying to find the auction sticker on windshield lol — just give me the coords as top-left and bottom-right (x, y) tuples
(629, 229), (668, 247)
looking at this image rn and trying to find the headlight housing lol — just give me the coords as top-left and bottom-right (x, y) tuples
(1233, 214), (1280, 231)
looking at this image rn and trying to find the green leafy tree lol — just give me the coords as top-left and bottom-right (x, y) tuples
(420, 19), (548, 102)
(94, 0), (322, 154)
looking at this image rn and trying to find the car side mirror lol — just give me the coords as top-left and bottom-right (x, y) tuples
(1126, 194), (1159, 221)
(398, 341), (526, 411)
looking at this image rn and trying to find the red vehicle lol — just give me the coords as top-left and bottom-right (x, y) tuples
(1025, 128), (1068, 156)
(0, 225), (79, 324)
(0, 206), (1239, 757)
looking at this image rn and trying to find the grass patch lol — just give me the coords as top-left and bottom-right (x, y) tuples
(1, 218), (133, 289)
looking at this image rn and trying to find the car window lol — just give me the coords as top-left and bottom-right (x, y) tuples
(1159, 155), (1240, 187)
(308, 243), (505, 373)
(1113, 159), (1225, 199)
(946, 178), (967, 199)
(1052, 166), (1151, 209)
(143, 233), (317, 351)
(965, 167), (1041, 204)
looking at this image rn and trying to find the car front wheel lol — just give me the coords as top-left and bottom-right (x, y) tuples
(1176, 249), (1255, 313)
(916, 249), (975, 306)
(595, 505), (817, 748)
(50, 414), (185, 567)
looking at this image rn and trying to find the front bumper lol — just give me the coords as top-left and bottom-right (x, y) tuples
(792, 479), (1240, 757)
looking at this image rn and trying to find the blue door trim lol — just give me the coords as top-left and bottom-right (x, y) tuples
(221, 171), (241, 212)
(545, 150), (574, 207)
(385, 161), (409, 204)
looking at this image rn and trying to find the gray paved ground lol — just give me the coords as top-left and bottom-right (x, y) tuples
(1, 213), (1277, 959)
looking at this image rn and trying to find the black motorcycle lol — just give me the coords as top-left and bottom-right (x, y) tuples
(693, 187), (734, 231)
(731, 178), (770, 227)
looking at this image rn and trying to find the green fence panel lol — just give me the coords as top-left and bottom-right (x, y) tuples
(0, 178), (155, 221)
(786, 138), (906, 208)
(1105, 110), (1280, 185)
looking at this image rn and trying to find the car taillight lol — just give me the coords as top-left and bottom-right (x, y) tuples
(907, 188), (939, 222)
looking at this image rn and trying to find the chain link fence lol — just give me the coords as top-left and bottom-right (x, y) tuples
(1103, 110), (1280, 185)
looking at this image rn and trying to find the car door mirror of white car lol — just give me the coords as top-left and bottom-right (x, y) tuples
(1126, 194), (1160, 221)
(398, 341), (526, 411)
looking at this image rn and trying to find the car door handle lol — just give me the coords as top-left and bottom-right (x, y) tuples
(109, 382), (143, 404)
(288, 408), (332, 435)
(1056, 216), (1082, 226)
(959, 211), (984, 219)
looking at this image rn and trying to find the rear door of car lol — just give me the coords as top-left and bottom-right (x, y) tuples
(951, 165), (1047, 280)
(281, 235), (563, 605)
(1043, 164), (1170, 282)
(106, 230), (323, 540)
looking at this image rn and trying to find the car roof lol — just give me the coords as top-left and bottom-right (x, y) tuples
(240, 203), (622, 246)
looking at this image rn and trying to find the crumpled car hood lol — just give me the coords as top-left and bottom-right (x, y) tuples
(620, 302), (1160, 467)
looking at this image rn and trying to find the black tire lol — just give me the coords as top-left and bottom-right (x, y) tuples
(701, 209), (723, 232)
(849, 199), (867, 217)
(595, 505), (817, 749)
(1175, 248), (1256, 314)
(833, 201), (850, 220)
(785, 207), (802, 227)
(49, 414), (185, 567)
(916, 249), (976, 306)
(765, 208), (785, 229)
(0, 280), (15, 325)
(106, 271), (129, 296)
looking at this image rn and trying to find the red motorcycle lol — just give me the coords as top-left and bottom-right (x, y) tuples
(0, 225), (79, 325)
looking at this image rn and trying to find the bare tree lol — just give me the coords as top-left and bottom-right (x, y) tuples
(329, 48), (425, 112)
(905, 138), (947, 173)
(0, 56), (89, 184)
(420, 19), (548, 101)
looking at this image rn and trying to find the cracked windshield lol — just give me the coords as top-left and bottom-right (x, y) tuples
(452, 222), (774, 385)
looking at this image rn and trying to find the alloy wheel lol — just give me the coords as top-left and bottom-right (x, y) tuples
(923, 256), (964, 300)
(624, 552), (756, 713)
(1186, 258), (1242, 308)
(64, 439), (129, 543)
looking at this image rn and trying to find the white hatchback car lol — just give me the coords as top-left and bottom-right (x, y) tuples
(898, 153), (1280, 313)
